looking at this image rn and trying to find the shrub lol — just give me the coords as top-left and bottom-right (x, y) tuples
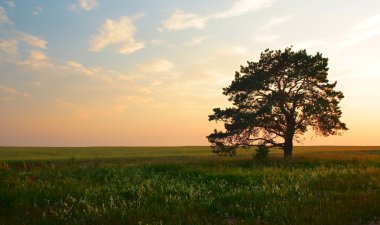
(254, 145), (269, 160)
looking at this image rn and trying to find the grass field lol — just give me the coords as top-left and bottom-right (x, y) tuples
(1, 146), (379, 161)
(1, 146), (380, 225)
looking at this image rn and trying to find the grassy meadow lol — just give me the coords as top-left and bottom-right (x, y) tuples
(0, 146), (380, 225)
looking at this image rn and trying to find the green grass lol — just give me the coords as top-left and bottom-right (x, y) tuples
(1, 146), (379, 161)
(0, 146), (214, 161)
(0, 146), (380, 225)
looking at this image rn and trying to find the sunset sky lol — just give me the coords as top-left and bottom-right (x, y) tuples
(1, 0), (379, 146)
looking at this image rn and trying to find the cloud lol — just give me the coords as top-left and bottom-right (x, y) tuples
(335, 14), (380, 50)
(0, 39), (18, 62)
(149, 39), (165, 46)
(290, 39), (329, 51)
(56, 99), (77, 109)
(0, 32), (47, 65)
(33, 6), (43, 15)
(252, 15), (294, 44)
(69, 0), (98, 12)
(0, 9), (47, 51)
(337, 30), (380, 50)
(257, 15), (294, 32)
(0, 12), (47, 65)
(211, 0), (273, 19)
(89, 16), (145, 54)
(18, 32), (47, 49)
(356, 14), (380, 30)
(65, 61), (97, 76)
(162, 0), (273, 31)
(253, 34), (279, 43)
(219, 46), (249, 56)
(287, 14), (380, 54)
(0, 6), (11, 24)
(28, 50), (48, 61)
(5, 1), (15, 8)
(118, 95), (154, 104)
(185, 36), (206, 46)
(79, 0), (99, 11)
(19, 50), (53, 69)
(136, 58), (174, 73)
(60, 60), (134, 83)
(162, 10), (206, 30)
(0, 85), (30, 100)
(68, 4), (79, 13)
(232, 46), (248, 54)
(6, 45), (132, 84)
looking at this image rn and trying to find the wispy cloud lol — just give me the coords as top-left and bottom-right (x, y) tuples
(17, 32), (47, 49)
(0, 39), (18, 63)
(65, 61), (97, 76)
(0, 6), (11, 24)
(162, 10), (206, 31)
(136, 58), (174, 73)
(253, 34), (279, 43)
(185, 36), (206, 46)
(218, 46), (249, 56)
(4, 44), (132, 84)
(252, 15), (294, 44)
(149, 39), (166, 46)
(337, 30), (380, 50)
(211, 0), (273, 19)
(19, 50), (53, 69)
(0, 85), (30, 100)
(257, 15), (294, 32)
(58, 60), (133, 84)
(89, 16), (145, 54)
(286, 14), (380, 55)
(162, 0), (273, 31)
(0, 8), (47, 49)
(27, 50), (49, 61)
(79, 0), (99, 11)
(356, 14), (380, 30)
(32, 6), (43, 15)
(56, 99), (77, 109)
(5, 1), (15, 8)
(335, 14), (380, 50)
(0, 10), (47, 65)
(117, 95), (154, 104)
(68, 4), (79, 13)
(289, 39), (329, 51)
(69, 0), (98, 12)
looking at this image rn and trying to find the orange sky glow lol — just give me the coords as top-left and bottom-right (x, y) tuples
(1, 0), (380, 146)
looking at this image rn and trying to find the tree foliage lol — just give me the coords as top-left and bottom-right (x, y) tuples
(207, 47), (347, 158)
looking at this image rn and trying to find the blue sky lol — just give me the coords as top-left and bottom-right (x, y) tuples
(1, 0), (380, 146)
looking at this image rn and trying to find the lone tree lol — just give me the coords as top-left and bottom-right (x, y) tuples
(207, 47), (347, 158)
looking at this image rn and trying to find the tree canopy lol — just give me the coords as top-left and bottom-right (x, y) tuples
(207, 47), (347, 158)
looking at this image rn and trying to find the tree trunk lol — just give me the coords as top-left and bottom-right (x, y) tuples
(284, 118), (295, 159)
(284, 137), (293, 159)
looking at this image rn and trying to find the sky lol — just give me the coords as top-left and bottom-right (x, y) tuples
(0, 0), (380, 146)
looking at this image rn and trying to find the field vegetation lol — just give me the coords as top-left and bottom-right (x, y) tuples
(1, 146), (379, 225)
